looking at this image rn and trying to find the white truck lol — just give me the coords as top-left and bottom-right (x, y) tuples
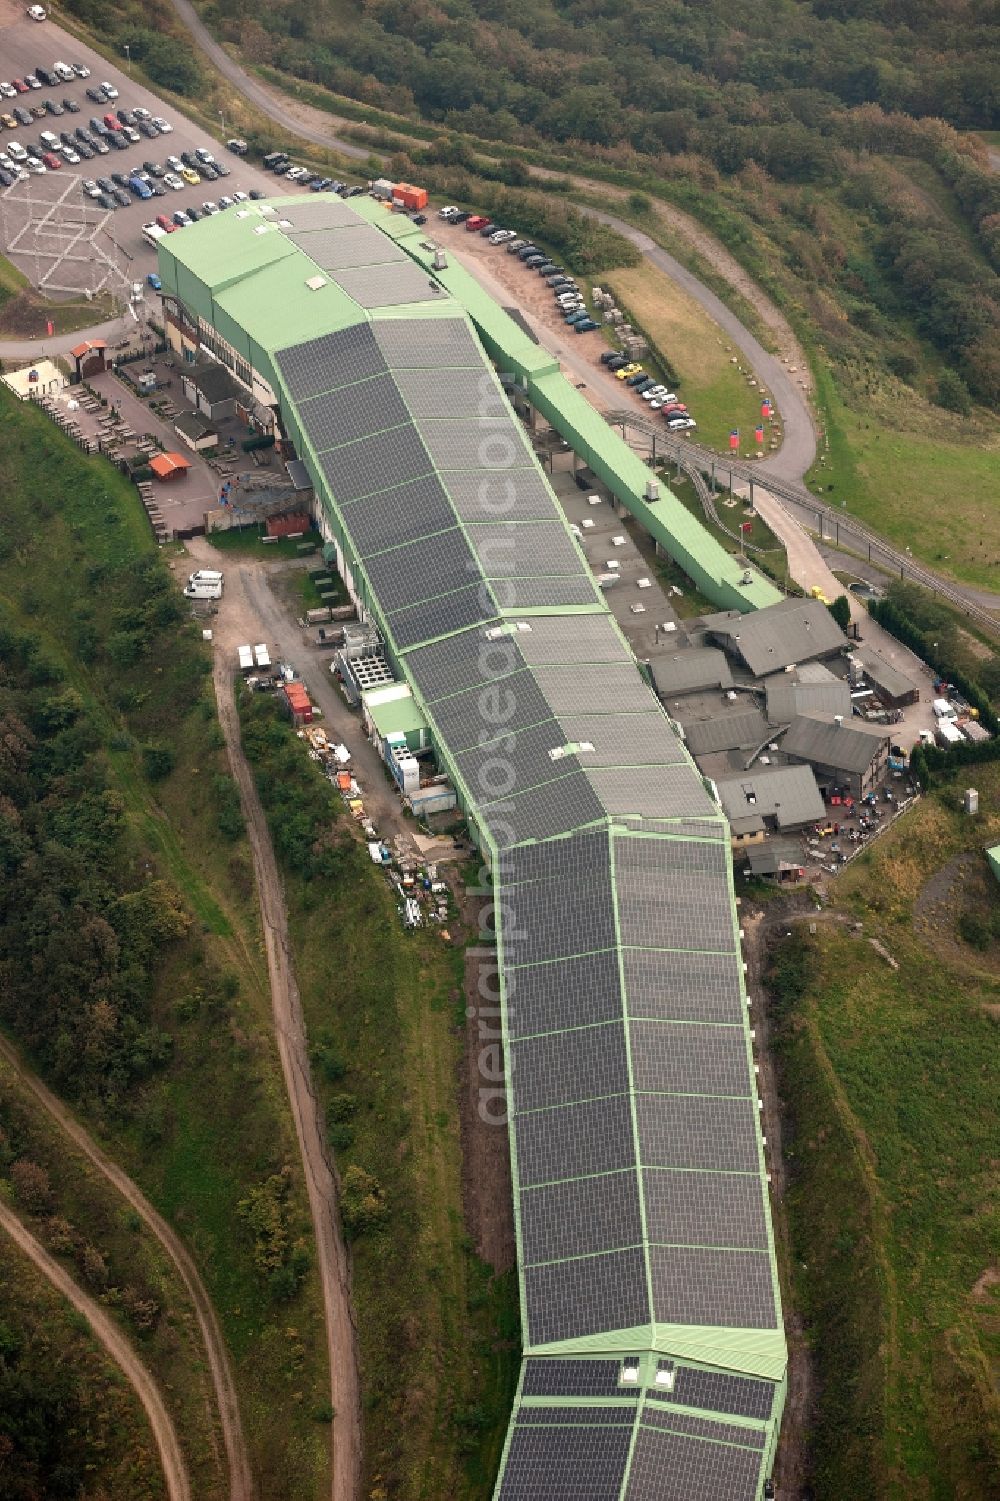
(932, 697), (957, 719)
(183, 578), (223, 601)
(189, 569), (224, 587)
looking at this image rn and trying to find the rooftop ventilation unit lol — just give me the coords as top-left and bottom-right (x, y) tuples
(654, 1368), (675, 1391)
(432, 248), (448, 271)
(305, 274), (327, 291)
(620, 1361), (640, 1385)
(645, 479), (659, 501)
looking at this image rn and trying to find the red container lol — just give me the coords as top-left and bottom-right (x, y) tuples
(394, 182), (428, 211)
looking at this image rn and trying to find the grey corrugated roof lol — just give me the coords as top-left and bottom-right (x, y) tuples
(651, 647), (734, 697)
(855, 652), (916, 700)
(765, 674), (852, 724)
(710, 597), (847, 677)
(748, 839), (807, 875)
(186, 362), (237, 403)
(684, 708), (770, 757)
(173, 410), (215, 441)
(781, 711), (890, 773)
(717, 765), (825, 831)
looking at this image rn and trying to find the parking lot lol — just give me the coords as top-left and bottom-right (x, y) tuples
(0, 2), (322, 293)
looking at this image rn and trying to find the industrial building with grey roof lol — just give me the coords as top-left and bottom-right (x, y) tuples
(157, 194), (787, 1499)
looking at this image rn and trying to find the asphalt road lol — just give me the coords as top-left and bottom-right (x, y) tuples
(167, 0), (369, 162)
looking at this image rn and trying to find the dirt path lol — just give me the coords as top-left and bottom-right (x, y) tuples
(0, 1197), (192, 1501)
(0, 1032), (254, 1501)
(206, 566), (362, 1501)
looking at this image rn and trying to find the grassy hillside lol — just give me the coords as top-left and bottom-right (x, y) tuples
(239, 696), (520, 1500)
(767, 766), (1000, 1497)
(0, 387), (330, 1500)
(0, 1235), (167, 1499)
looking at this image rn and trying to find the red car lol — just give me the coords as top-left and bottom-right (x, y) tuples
(465, 215), (487, 231)
(41, 151), (62, 169)
(155, 212), (176, 232)
(103, 111), (119, 130)
(12, 78), (29, 93)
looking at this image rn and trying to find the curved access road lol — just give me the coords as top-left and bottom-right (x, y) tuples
(0, 1033), (255, 1501)
(0, 1197), (192, 1501)
(581, 208), (817, 483)
(205, 572), (362, 1501)
(168, 0), (368, 161)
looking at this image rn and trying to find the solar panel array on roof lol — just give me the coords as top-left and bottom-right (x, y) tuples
(287, 222), (401, 270)
(444, 470), (561, 523)
(467, 521), (587, 578)
(634, 1095), (762, 1175)
(318, 423), (432, 503)
(524, 1245), (649, 1347)
(332, 260), (440, 307)
(373, 316), (482, 368)
(297, 372), (410, 451)
(660, 1365), (776, 1419)
(419, 415), (535, 471)
(274, 323), (386, 399)
(386, 581), (496, 650)
(625, 1425), (763, 1501)
(395, 365), (509, 419)
(278, 197), (360, 231)
(497, 1422), (632, 1501)
(514, 1092), (635, 1187)
(649, 1244), (777, 1329)
(505, 948), (622, 1039)
(341, 472), (455, 556)
(521, 1169), (643, 1264)
(520, 1359), (635, 1399)
(362, 526), (474, 608)
(515, 614), (625, 665)
(642, 1405), (767, 1451)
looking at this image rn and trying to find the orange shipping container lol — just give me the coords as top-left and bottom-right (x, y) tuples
(393, 182), (428, 211)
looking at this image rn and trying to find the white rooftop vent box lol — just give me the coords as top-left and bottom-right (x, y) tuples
(769, 742), (779, 751)
(588, 494), (602, 506)
(260, 204), (276, 216)
(570, 524), (582, 537)
(620, 1362), (640, 1385)
(582, 518), (596, 529)
(760, 754), (771, 765)
(605, 559), (620, 570)
(630, 602), (647, 614)
(637, 577), (651, 589)
(613, 535), (627, 546)
(432, 248), (448, 271)
(278, 219), (292, 228)
(654, 1368), (675, 1391)
(726, 689), (738, 701)
(515, 621), (532, 633)
(663, 621), (677, 632)
(305, 274), (327, 291)
(645, 479), (660, 502)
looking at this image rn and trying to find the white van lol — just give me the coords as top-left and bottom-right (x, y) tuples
(188, 569), (223, 586)
(54, 61), (75, 81)
(183, 579), (223, 600)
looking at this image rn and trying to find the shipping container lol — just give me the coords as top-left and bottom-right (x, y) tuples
(932, 697), (956, 719)
(936, 718), (964, 746)
(238, 644), (254, 672)
(393, 182), (427, 211)
(254, 643), (271, 669)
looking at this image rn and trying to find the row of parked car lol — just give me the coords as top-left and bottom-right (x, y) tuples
(71, 150), (245, 214)
(0, 93), (176, 188)
(437, 206), (601, 333)
(261, 150), (367, 197)
(600, 351), (696, 428)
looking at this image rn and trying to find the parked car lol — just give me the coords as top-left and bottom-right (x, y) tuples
(152, 117), (172, 133)
(13, 106), (33, 126)
(202, 199), (219, 215)
(574, 319), (598, 332)
(128, 174), (152, 199)
(226, 137), (248, 155)
(185, 205), (202, 221)
(172, 209), (191, 225)
(163, 170), (183, 190)
(100, 81), (118, 100)
(85, 85), (105, 103)
(154, 214), (174, 231)
(180, 166), (200, 185)
(63, 97), (80, 112)
(97, 191), (115, 209)
(477, 222), (496, 237)
(111, 186), (131, 206)
(81, 176), (100, 197)
(465, 215), (488, 231)
(72, 63), (91, 78)
(60, 143), (79, 162)
(45, 98), (64, 116)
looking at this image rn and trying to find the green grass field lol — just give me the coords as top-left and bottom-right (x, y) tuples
(0, 388), (330, 1500)
(605, 262), (769, 452)
(809, 366), (1000, 592)
(769, 766), (1000, 1496)
(206, 524), (321, 559)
